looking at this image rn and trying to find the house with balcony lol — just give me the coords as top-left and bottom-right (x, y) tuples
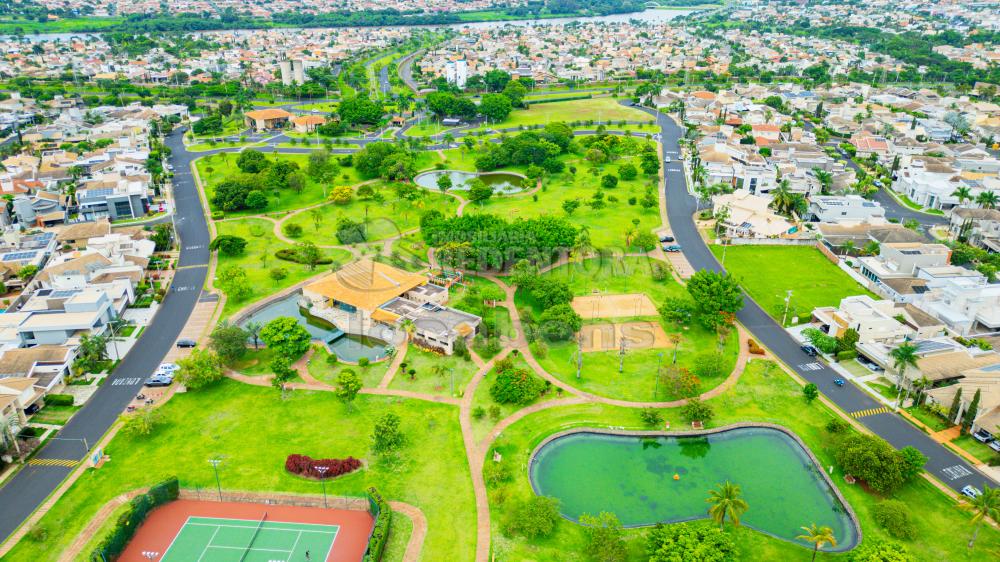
(950, 208), (1000, 253)
(808, 195), (886, 225)
(925, 366), (1000, 436)
(711, 189), (795, 239)
(812, 295), (911, 345)
(303, 260), (480, 355)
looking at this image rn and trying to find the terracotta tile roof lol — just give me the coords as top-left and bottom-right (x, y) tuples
(245, 109), (292, 120)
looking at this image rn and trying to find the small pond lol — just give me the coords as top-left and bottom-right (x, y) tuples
(413, 170), (525, 195)
(238, 294), (389, 362)
(529, 427), (857, 550)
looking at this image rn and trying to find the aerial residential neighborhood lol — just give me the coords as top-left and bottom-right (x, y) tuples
(0, 1), (999, 561)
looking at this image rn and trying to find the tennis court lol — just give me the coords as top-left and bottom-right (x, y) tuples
(119, 499), (374, 562)
(161, 516), (339, 561)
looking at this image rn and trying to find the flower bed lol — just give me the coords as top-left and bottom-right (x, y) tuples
(285, 454), (362, 479)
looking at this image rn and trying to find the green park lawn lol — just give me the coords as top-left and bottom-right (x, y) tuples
(308, 346), (391, 388)
(280, 182), (460, 246)
(2, 380), (476, 562)
(295, 101), (338, 113)
(710, 245), (877, 326)
(499, 97), (654, 129)
(390, 345), (479, 398)
(194, 152), (368, 216)
(191, 115), (246, 140)
(437, 148), (481, 172)
(213, 218), (353, 319)
(484, 358), (1000, 561)
(405, 120), (461, 138)
(472, 152), (661, 249)
(518, 257), (739, 402)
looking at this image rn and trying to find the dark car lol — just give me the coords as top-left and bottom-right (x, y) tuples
(800, 345), (818, 356)
(659, 234), (675, 243)
(176, 339), (197, 348)
(145, 375), (173, 387)
(662, 244), (682, 252)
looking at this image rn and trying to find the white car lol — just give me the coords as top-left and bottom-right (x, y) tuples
(961, 485), (982, 499)
(157, 363), (179, 374)
(990, 440), (1000, 453)
(664, 156), (672, 163)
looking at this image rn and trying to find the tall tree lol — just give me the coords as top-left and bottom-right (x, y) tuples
(962, 389), (982, 432)
(889, 343), (918, 408)
(962, 485), (1000, 549)
(686, 271), (743, 330)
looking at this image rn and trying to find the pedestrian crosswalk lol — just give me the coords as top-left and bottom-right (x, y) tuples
(28, 458), (78, 468)
(852, 406), (891, 418)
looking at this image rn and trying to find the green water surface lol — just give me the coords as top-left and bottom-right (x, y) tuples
(529, 428), (857, 549)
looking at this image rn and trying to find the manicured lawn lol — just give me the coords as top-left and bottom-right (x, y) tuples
(3, 380), (476, 562)
(710, 245), (877, 326)
(229, 347), (305, 383)
(191, 115), (246, 140)
(307, 346), (390, 388)
(518, 258), (739, 401)
(195, 152), (367, 216)
(868, 378), (900, 403)
(438, 148), (480, 172)
(30, 404), (80, 425)
(296, 101), (338, 113)
(214, 218), (353, 319)
(392, 232), (432, 267)
(952, 434), (1000, 464)
(473, 152), (662, 249)
(484, 358), (1000, 561)
(280, 181), (459, 245)
(905, 404), (953, 432)
(405, 121), (460, 138)
(499, 97), (654, 128)
(390, 345), (479, 398)
(187, 141), (265, 152)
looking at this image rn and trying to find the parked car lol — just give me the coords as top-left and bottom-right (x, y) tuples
(664, 156), (672, 163)
(800, 345), (818, 357)
(990, 440), (1000, 453)
(145, 375), (173, 387)
(961, 485), (982, 499)
(973, 429), (994, 443)
(659, 234), (675, 243)
(157, 363), (180, 374)
(662, 244), (682, 252)
(176, 339), (197, 348)
(24, 403), (40, 415)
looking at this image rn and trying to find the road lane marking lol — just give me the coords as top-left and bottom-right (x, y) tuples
(28, 458), (78, 467)
(851, 406), (890, 418)
(176, 264), (209, 270)
(798, 362), (823, 371)
(942, 465), (972, 480)
(111, 377), (141, 386)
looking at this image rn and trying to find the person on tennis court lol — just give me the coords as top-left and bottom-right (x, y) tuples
(305, 550), (311, 561)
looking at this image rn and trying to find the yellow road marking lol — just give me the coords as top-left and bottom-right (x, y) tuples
(852, 406), (891, 418)
(27, 458), (78, 467)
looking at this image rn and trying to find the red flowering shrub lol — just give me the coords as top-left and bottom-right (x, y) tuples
(285, 454), (362, 479)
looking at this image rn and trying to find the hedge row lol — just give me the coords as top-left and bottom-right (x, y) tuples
(363, 487), (392, 562)
(91, 477), (179, 561)
(275, 248), (334, 265)
(45, 394), (74, 406)
(285, 454), (362, 479)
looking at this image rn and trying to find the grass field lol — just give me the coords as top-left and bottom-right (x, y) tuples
(2, 381), (476, 562)
(195, 152), (368, 216)
(710, 245), (877, 326)
(520, 258), (738, 401)
(952, 434), (1000, 464)
(307, 346), (390, 389)
(389, 345), (478, 398)
(484, 358), (1000, 561)
(214, 218), (352, 319)
(499, 97), (653, 129)
(295, 101), (338, 113)
(472, 152), (661, 249)
(279, 182), (459, 245)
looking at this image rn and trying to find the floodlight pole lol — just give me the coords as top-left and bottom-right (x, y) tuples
(208, 458), (223, 501)
(315, 466), (329, 508)
(654, 352), (663, 400)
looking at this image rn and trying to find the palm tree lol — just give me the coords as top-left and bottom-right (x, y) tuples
(797, 524), (837, 561)
(400, 318), (416, 343)
(976, 191), (999, 210)
(770, 180), (796, 216)
(246, 321), (263, 350)
(962, 485), (1000, 549)
(706, 481), (748, 529)
(840, 240), (856, 256)
(862, 240), (881, 256)
(812, 168), (833, 194)
(952, 186), (973, 207)
(1, 412), (22, 458)
(890, 342), (919, 409)
(912, 375), (932, 406)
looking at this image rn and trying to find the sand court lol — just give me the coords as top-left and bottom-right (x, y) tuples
(571, 293), (658, 319)
(579, 321), (670, 352)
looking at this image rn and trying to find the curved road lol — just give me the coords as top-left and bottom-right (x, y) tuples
(647, 105), (996, 494)
(0, 126), (211, 545)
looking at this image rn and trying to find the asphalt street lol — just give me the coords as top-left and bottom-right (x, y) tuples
(0, 126), (211, 544)
(646, 106), (997, 493)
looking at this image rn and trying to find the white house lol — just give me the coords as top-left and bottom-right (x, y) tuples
(808, 195), (886, 225)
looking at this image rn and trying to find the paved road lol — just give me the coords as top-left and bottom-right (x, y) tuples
(0, 126), (211, 544)
(648, 107), (997, 493)
(397, 49), (423, 94)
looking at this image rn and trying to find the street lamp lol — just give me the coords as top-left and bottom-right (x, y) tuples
(208, 458), (223, 501)
(654, 352), (663, 400)
(449, 368), (455, 397)
(315, 466), (329, 508)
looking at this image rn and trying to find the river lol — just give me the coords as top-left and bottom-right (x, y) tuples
(2, 8), (699, 42)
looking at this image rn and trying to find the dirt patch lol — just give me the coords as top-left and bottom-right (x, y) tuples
(579, 321), (669, 352)
(571, 293), (658, 319)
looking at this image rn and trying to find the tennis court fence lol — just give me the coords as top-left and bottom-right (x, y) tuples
(179, 488), (369, 511)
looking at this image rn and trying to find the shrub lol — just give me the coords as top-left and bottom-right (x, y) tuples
(640, 408), (664, 427)
(363, 487), (392, 562)
(873, 500), (915, 540)
(284, 454), (363, 479)
(358, 357), (370, 367)
(275, 248), (334, 265)
(826, 418), (850, 433)
(283, 223), (304, 238)
(748, 339), (765, 355)
(836, 349), (858, 361)
(45, 394), (74, 406)
(681, 398), (714, 424)
(503, 495), (560, 538)
(848, 540), (913, 562)
(26, 524), (48, 542)
(211, 211), (225, 220)
(490, 367), (544, 405)
(90, 477), (179, 561)
(472, 406), (486, 419)
(803, 328), (838, 354)
(693, 352), (727, 379)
